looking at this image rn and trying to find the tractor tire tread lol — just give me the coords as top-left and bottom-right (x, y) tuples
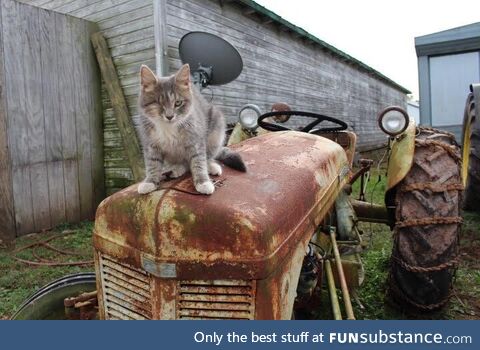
(389, 127), (462, 311)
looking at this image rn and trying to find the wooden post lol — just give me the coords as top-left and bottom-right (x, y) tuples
(91, 32), (144, 182)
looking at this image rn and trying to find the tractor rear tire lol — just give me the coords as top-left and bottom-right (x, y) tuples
(388, 127), (463, 311)
(462, 84), (480, 212)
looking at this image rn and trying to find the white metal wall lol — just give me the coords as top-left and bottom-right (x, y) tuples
(430, 52), (480, 127)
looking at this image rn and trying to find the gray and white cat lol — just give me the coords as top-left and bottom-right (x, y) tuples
(136, 64), (246, 195)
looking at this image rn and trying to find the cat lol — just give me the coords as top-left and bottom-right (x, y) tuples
(136, 64), (246, 195)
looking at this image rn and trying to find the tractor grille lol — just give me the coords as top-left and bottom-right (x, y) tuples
(177, 280), (256, 319)
(99, 254), (152, 320)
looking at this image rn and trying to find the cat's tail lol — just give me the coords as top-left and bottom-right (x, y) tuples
(216, 147), (247, 172)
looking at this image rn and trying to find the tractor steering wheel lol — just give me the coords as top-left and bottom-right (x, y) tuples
(258, 110), (348, 134)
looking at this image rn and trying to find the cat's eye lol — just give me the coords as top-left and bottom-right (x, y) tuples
(174, 100), (183, 108)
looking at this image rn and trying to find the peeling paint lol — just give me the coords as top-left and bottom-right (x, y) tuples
(94, 131), (349, 319)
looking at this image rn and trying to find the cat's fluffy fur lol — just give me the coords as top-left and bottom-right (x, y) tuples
(136, 64), (246, 195)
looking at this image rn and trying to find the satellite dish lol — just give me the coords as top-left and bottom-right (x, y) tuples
(179, 32), (243, 87)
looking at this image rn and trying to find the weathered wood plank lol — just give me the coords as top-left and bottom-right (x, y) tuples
(108, 27), (155, 48)
(86, 21), (105, 210)
(2, 0), (35, 235)
(102, 14), (153, 39)
(110, 37), (155, 57)
(115, 59), (156, 77)
(0, 3), (16, 244)
(73, 19), (94, 219)
(72, 0), (149, 22)
(39, 6), (66, 227)
(91, 32), (144, 181)
(38, 0), (72, 10)
(56, 12), (81, 223)
(24, 6), (52, 231)
(52, 0), (100, 13)
(98, 5), (152, 30)
(29, 0), (53, 6)
(113, 49), (155, 69)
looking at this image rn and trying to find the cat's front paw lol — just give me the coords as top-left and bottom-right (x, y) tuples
(138, 182), (157, 194)
(195, 181), (215, 195)
(208, 161), (222, 176)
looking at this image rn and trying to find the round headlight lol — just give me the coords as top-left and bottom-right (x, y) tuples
(238, 104), (261, 130)
(377, 106), (409, 136)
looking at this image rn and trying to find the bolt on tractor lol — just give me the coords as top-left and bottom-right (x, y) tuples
(12, 34), (472, 321)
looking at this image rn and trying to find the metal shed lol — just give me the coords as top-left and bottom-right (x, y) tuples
(415, 22), (480, 140)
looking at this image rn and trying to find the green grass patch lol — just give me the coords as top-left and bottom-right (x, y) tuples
(0, 222), (94, 319)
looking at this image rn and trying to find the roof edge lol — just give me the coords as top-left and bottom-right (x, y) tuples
(236, 0), (411, 94)
(415, 22), (480, 46)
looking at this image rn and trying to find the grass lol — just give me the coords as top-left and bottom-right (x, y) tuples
(350, 167), (480, 320)
(0, 222), (94, 319)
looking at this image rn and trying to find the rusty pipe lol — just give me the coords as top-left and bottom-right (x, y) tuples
(349, 159), (373, 185)
(325, 260), (342, 320)
(329, 227), (355, 320)
(350, 199), (389, 224)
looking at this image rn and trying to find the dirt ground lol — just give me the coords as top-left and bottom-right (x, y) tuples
(451, 212), (480, 319)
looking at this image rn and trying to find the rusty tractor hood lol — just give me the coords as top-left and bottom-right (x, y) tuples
(94, 131), (349, 280)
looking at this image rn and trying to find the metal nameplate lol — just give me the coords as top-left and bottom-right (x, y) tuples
(141, 255), (176, 278)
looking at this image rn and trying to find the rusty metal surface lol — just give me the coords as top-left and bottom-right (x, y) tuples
(176, 280), (256, 319)
(316, 131), (357, 166)
(64, 290), (98, 320)
(386, 121), (416, 191)
(270, 102), (291, 123)
(349, 158), (373, 185)
(351, 199), (389, 224)
(97, 253), (153, 320)
(255, 238), (309, 319)
(94, 131), (348, 281)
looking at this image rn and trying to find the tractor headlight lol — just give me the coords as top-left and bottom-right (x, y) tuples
(238, 104), (261, 131)
(377, 106), (409, 136)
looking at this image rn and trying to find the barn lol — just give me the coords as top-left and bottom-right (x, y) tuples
(1, 0), (409, 240)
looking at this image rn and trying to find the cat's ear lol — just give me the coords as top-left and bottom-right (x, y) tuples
(175, 64), (190, 91)
(140, 65), (157, 90)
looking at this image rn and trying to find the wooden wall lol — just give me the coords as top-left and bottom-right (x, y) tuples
(19, 0), (155, 195)
(19, 0), (407, 198)
(162, 0), (407, 148)
(0, 0), (102, 238)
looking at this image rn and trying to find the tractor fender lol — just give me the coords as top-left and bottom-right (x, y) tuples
(386, 121), (417, 191)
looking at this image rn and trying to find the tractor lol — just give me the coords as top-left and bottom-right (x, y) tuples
(11, 33), (467, 320)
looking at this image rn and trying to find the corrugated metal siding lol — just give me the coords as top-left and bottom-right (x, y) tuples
(19, 0), (406, 196)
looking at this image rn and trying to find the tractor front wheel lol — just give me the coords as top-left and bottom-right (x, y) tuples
(462, 84), (480, 212)
(388, 127), (463, 311)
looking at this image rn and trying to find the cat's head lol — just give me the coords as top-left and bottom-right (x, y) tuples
(139, 64), (192, 124)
